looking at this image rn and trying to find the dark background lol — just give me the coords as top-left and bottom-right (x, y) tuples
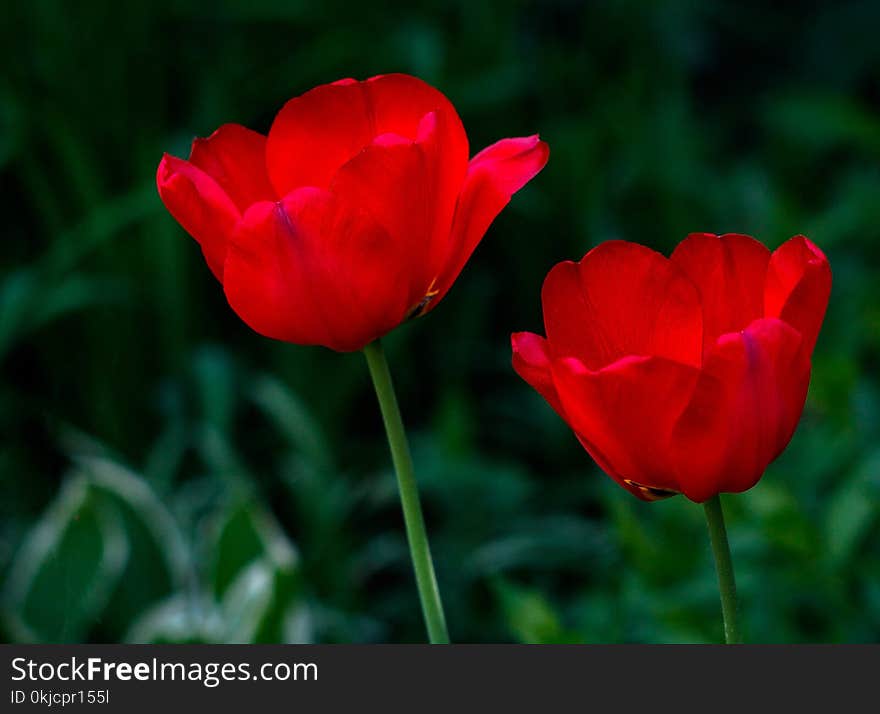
(1, 0), (878, 643)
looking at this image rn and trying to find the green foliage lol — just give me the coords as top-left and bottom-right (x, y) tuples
(1, 0), (878, 642)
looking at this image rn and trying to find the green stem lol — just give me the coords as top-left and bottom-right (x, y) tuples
(363, 340), (449, 644)
(703, 495), (742, 644)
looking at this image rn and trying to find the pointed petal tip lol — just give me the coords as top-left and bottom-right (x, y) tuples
(518, 133), (546, 149)
(765, 235), (831, 354)
(156, 153), (170, 184)
(511, 331), (567, 418)
(511, 330), (550, 361)
(786, 234), (829, 263)
(514, 134), (549, 165)
(510, 330), (530, 350)
(156, 152), (185, 191)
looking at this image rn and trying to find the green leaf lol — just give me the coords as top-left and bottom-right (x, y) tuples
(206, 501), (307, 643)
(2, 477), (128, 642)
(77, 457), (191, 638)
(492, 578), (576, 644)
(825, 452), (880, 565)
(124, 595), (218, 644)
(208, 501), (294, 596)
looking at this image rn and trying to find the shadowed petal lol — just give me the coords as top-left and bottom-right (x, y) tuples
(426, 135), (549, 312)
(765, 235), (832, 355)
(671, 233), (771, 359)
(511, 331), (563, 416)
(671, 317), (809, 502)
(156, 153), (240, 280)
(266, 73), (467, 196)
(329, 110), (468, 311)
(512, 331), (636, 492)
(222, 188), (411, 351)
(543, 241), (703, 370)
(551, 354), (700, 497)
(189, 123), (275, 212)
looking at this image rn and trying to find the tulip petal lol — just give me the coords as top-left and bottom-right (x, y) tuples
(222, 188), (410, 351)
(364, 73), (468, 154)
(156, 153), (240, 280)
(511, 331), (564, 416)
(765, 236), (832, 355)
(189, 123), (275, 212)
(671, 317), (809, 502)
(329, 109), (468, 312)
(671, 233), (771, 358)
(511, 332), (626, 485)
(551, 354), (700, 498)
(542, 241), (703, 370)
(266, 73), (467, 196)
(426, 135), (550, 311)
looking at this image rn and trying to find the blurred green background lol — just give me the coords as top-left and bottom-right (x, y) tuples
(1, 0), (878, 644)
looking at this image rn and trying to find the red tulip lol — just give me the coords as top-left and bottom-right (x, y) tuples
(157, 74), (548, 352)
(512, 234), (831, 503)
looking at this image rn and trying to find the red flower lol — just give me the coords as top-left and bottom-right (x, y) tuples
(512, 234), (831, 503)
(157, 74), (548, 352)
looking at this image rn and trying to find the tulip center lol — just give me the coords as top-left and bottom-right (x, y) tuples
(407, 281), (440, 320)
(623, 479), (679, 501)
